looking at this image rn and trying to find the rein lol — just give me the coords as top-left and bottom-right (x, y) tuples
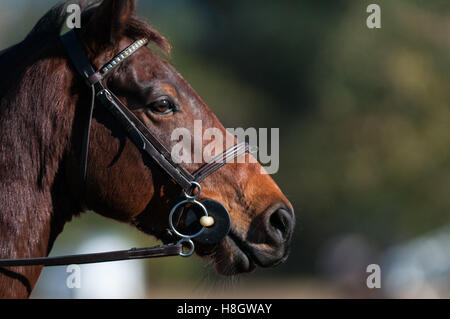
(0, 30), (250, 267)
(0, 245), (182, 267)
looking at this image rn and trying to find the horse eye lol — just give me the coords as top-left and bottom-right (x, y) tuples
(147, 98), (177, 115)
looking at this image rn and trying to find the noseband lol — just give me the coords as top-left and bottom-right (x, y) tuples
(0, 30), (250, 267)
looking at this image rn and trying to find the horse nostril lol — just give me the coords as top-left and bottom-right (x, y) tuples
(269, 208), (294, 243)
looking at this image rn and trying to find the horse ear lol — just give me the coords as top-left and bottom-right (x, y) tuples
(85, 0), (136, 44)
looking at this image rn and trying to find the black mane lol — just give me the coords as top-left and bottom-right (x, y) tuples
(23, 0), (170, 53)
(25, 0), (75, 42)
(0, 0), (170, 93)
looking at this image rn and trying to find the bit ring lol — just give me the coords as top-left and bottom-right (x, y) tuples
(184, 181), (201, 200)
(169, 199), (208, 239)
(178, 238), (195, 257)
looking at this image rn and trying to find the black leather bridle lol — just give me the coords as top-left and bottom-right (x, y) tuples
(0, 30), (250, 267)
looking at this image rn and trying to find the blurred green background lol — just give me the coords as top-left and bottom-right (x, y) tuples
(1, 0), (449, 298)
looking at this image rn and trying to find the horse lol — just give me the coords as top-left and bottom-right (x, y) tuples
(0, 0), (294, 298)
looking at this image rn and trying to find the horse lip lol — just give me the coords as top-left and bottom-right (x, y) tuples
(228, 229), (258, 269)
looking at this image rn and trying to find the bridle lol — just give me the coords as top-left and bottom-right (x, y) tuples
(0, 30), (250, 267)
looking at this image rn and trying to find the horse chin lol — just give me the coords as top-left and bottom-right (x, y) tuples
(202, 235), (256, 276)
(223, 236), (257, 275)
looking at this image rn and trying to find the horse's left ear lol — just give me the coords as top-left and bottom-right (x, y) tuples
(84, 0), (136, 44)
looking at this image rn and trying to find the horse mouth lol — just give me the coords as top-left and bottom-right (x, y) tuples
(223, 230), (257, 274)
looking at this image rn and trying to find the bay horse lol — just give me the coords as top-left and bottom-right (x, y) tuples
(0, 0), (294, 298)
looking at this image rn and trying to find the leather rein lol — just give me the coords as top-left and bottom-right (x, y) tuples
(0, 30), (249, 267)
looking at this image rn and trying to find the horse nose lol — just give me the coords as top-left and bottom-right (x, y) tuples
(243, 202), (295, 268)
(247, 204), (295, 267)
(267, 205), (295, 244)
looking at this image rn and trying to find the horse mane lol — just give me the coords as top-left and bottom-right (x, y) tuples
(0, 1), (69, 73)
(24, 0), (171, 53)
(0, 0), (170, 69)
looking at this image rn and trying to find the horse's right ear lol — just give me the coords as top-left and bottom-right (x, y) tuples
(83, 0), (136, 45)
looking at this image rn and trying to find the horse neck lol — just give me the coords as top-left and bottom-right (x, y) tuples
(0, 42), (78, 297)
